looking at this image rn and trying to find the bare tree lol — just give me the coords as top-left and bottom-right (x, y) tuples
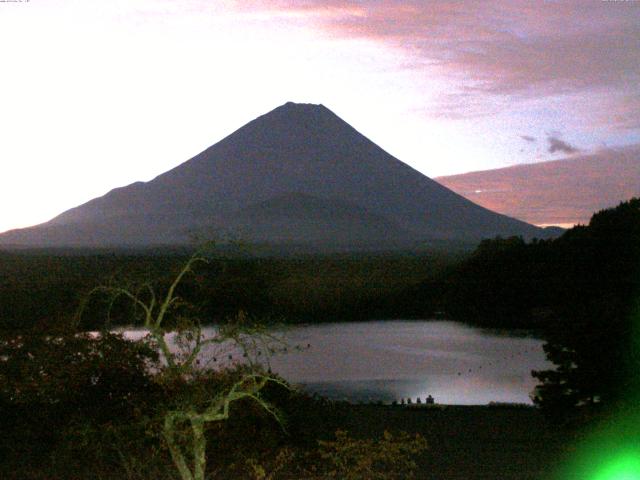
(81, 250), (288, 480)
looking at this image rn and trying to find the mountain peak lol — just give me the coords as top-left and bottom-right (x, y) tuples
(267, 101), (334, 121)
(0, 102), (553, 248)
(268, 101), (333, 121)
(281, 101), (325, 110)
(217, 101), (354, 155)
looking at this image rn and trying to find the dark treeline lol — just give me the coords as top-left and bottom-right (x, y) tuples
(0, 249), (461, 332)
(0, 253), (186, 331)
(423, 198), (640, 421)
(2, 199), (638, 339)
(419, 199), (640, 331)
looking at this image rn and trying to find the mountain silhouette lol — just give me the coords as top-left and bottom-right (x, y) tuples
(0, 102), (556, 249)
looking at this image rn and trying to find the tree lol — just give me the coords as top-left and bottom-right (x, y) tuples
(316, 430), (428, 480)
(82, 250), (289, 480)
(531, 198), (640, 422)
(0, 330), (159, 476)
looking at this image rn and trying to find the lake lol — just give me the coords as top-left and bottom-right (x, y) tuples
(124, 320), (552, 405)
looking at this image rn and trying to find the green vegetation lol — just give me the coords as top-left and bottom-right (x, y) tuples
(81, 252), (292, 480)
(316, 430), (428, 479)
(0, 249), (459, 332)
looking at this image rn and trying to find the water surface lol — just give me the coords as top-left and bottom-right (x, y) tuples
(125, 320), (551, 405)
(262, 321), (551, 405)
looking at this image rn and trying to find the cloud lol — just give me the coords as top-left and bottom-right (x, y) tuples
(521, 135), (536, 143)
(85, 0), (640, 129)
(597, 93), (640, 131)
(337, 2), (639, 93)
(243, 0), (640, 125)
(547, 136), (579, 155)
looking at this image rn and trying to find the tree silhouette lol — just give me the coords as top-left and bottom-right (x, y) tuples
(532, 198), (640, 421)
(81, 250), (289, 480)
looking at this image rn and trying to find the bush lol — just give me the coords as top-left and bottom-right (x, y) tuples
(0, 330), (160, 478)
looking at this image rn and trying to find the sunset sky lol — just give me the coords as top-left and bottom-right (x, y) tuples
(1, 0), (639, 234)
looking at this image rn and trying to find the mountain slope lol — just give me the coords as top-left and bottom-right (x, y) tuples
(0, 102), (554, 249)
(436, 146), (640, 227)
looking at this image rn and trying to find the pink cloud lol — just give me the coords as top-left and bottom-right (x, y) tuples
(599, 93), (640, 130)
(437, 144), (640, 226)
(239, 1), (640, 126)
(122, 1), (640, 129)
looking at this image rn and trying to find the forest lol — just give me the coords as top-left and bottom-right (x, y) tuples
(0, 247), (460, 332)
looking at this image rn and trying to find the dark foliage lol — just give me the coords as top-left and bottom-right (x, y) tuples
(421, 198), (640, 420)
(0, 253), (189, 331)
(0, 251), (456, 331)
(0, 331), (160, 478)
(531, 198), (640, 421)
(435, 236), (556, 328)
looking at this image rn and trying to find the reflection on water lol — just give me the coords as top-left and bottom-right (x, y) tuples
(123, 320), (552, 405)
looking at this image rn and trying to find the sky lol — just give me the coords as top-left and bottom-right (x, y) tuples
(1, 0), (639, 234)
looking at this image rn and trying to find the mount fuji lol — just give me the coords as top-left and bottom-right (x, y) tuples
(0, 102), (558, 250)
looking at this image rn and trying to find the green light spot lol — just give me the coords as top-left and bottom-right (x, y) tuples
(592, 452), (640, 480)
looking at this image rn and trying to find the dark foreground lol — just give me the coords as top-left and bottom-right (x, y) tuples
(334, 404), (568, 480)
